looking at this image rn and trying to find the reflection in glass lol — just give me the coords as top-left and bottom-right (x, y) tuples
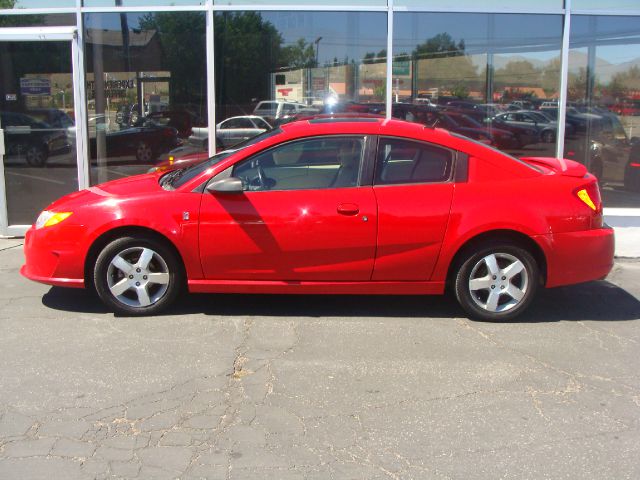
(395, 0), (561, 9)
(0, 41), (77, 226)
(1, 0), (75, 8)
(214, 11), (387, 149)
(565, 16), (640, 208)
(392, 13), (562, 160)
(83, 12), (207, 184)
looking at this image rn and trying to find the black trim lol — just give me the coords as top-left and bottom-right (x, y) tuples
(455, 152), (469, 183)
(309, 117), (380, 124)
(360, 135), (377, 187)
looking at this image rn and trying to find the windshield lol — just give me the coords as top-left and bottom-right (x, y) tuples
(167, 128), (282, 189)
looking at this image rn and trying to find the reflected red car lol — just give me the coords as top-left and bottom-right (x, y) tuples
(22, 118), (614, 321)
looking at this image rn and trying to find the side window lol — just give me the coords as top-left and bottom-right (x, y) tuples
(253, 118), (271, 130)
(233, 136), (364, 192)
(375, 138), (452, 185)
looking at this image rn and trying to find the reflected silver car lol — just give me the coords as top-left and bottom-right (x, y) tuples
(216, 115), (271, 148)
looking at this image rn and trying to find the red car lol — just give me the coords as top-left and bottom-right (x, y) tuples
(21, 118), (614, 321)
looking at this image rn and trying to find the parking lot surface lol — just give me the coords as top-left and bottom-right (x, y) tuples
(0, 241), (639, 479)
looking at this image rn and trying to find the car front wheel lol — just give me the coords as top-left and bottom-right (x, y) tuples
(454, 244), (539, 321)
(94, 236), (183, 316)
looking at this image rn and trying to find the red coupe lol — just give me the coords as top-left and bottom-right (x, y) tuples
(21, 118), (614, 321)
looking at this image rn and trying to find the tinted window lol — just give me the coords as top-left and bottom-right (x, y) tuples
(375, 138), (453, 185)
(233, 136), (364, 191)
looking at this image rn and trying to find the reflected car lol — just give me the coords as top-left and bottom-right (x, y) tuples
(140, 110), (201, 139)
(492, 111), (565, 143)
(89, 118), (182, 163)
(148, 146), (209, 173)
(1, 111), (71, 166)
(565, 119), (640, 191)
(22, 118), (614, 321)
(216, 115), (271, 148)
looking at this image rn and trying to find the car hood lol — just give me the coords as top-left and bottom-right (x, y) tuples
(46, 174), (162, 212)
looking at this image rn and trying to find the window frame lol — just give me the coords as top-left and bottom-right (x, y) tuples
(229, 134), (372, 193)
(372, 136), (458, 187)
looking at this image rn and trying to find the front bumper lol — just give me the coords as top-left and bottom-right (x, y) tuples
(21, 226), (86, 288)
(534, 226), (615, 288)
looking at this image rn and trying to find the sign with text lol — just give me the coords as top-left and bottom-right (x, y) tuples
(20, 78), (51, 96)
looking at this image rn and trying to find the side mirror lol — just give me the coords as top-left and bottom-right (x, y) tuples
(206, 176), (244, 193)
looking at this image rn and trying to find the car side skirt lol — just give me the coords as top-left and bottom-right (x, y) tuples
(188, 280), (446, 295)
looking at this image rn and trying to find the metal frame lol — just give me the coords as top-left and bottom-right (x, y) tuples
(0, 26), (84, 237)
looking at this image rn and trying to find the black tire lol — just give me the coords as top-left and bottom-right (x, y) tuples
(454, 243), (539, 322)
(590, 159), (603, 181)
(24, 144), (48, 167)
(624, 164), (640, 192)
(93, 235), (184, 316)
(541, 130), (555, 144)
(135, 141), (155, 163)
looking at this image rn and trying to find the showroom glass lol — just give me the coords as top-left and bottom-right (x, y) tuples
(0, 41), (78, 225)
(564, 16), (640, 208)
(83, 12), (207, 185)
(395, 0), (561, 9)
(233, 136), (365, 191)
(375, 138), (452, 185)
(83, 0), (204, 6)
(392, 13), (562, 160)
(214, 11), (387, 133)
(0, 0), (75, 8)
(572, 1), (640, 11)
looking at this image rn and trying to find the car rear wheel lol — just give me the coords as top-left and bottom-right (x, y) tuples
(136, 141), (154, 163)
(454, 244), (539, 321)
(24, 144), (48, 167)
(541, 130), (555, 143)
(94, 236), (183, 316)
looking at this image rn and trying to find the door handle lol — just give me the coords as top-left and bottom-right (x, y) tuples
(337, 203), (359, 215)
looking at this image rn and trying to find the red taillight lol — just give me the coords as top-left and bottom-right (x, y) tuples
(630, 162), (640, 168)
(574, 181), (603, 228)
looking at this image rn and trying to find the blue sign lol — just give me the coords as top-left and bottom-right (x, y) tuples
(20, 78), (51, 96)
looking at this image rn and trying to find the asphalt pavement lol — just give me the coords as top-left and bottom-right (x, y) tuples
(0, 240), (639, 479)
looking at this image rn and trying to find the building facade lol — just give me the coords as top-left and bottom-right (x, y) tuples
(1, 0), (639, 250)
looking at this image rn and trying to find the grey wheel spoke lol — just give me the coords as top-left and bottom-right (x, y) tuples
(484, 254), (500, 275)
(136, 285), (152, 307)
(469, 275), (492, 291)
(505, 284), (525, 302)
(502, 260), (524, 280)
(147, 272), (169, 285)
(137, 248), (154, 270)
(110, 278), (133, 297)
(485, 290), (501, 312)
(111, 255), (133, 275)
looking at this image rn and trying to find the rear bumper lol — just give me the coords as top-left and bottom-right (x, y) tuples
(534, 227), (615, 288)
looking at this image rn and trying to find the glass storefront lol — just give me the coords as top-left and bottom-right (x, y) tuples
(0, 37), (79, 227)
(564, 15), (640, 205)
(215, 11), (387, 147)
(83, 11), (207, 184)
(391, 13), (563, 159)
(1, 2), (640, 235)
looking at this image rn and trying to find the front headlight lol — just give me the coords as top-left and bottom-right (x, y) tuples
(35, 210), (73, 229)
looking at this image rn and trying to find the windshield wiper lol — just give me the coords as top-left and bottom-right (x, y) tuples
(160, 168), (186, 189)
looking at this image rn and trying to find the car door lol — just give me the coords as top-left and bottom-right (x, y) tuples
(371, 137), (455, 281)
(198, 135), (378, 281)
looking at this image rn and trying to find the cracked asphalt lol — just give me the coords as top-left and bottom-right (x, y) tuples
(1, 239), (639, 479)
